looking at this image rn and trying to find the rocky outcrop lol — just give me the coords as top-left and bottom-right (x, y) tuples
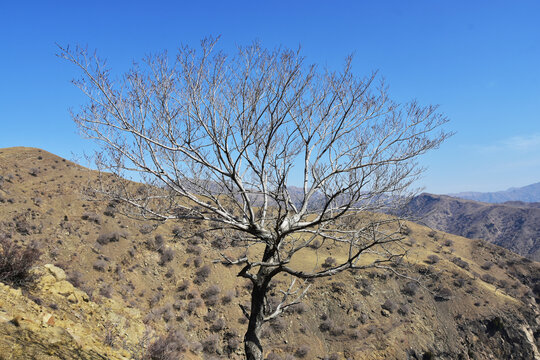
(0, 265), (146, 360)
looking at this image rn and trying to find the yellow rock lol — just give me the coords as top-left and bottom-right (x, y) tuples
(42, 313), (55, 326)
(67, 293), (78, 304)
(50, 280), (75, 297)
(44, 264), (67, 281)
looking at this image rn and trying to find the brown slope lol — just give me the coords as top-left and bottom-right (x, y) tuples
(1, 147), (539, 360)
(405, 193), (540, 261)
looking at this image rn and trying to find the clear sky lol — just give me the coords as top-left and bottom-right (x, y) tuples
(1, 0), (539, 194)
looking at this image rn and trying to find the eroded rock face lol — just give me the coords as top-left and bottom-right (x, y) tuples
(0, 264), (145, 360)
(455, 315), (540, 360)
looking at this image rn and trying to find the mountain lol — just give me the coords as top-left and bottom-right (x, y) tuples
(1, 147), (539, 359)
(405, 193), (540, 261)
(450, 182), (540, 203)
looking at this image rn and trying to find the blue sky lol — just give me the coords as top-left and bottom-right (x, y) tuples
(1, 0), (539, 193)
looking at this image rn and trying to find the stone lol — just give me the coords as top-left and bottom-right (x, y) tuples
(44, 264), (67, 281)
(43, 313), (55, 326)
(67, 293), (78, 304)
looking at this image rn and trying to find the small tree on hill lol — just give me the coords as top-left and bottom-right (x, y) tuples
(59, 38), (450, 360)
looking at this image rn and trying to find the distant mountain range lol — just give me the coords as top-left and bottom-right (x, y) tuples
(405, 193), (540, 261)
(450, 182), (540, 203)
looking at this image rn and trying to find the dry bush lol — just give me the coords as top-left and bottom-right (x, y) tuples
(295, 345), (310, 358)
(443, 239), (454, 247)
(29, 168), (40, 177)
(451, 257), (470, 270)
(81, 212), (102, 224)
(0, 236), (41, 288)
(319, 319), (334, 332)
(194, 265), (211, 284)
(67, 270), (84, 288)
(99, 284), (113, 298)
(186, 244), (202, 255)
(202, 285), (221, 299)
(381, 299), (398, 313)
(322, 257), (337, 268)
(434, 287), (453, 301)
(402, 281), (419, 296)
(93, 259), (108, 272)
(481, 261), (494, 270)
(481, 273), (497, 284)
(144, 330), (188, 360)
(400, 224), (411, 235)
(426, 254), (440, 264)
(159, 247), (175, 266)
(139, 224), (154, 235)
(323, 354), (340, 360)
(201, 334), (220, 354)
(96, 232), (123, 245)
(210, 318), (226, 332)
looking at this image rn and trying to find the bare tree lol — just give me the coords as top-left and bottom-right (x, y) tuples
(59, 38), (450, 360)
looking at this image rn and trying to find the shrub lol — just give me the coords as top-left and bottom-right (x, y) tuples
(400, 225), (411, 235)
(186, 244), (202, 255)
(93, 259), (108, 272)
(96, 232), (122, 245)
(172, 226), (182, 237)
(201, 334), (220, 354)
(451, 257), (470, 270)
(269, 317), (286, 332)
(398, 303), (411, 316)
(443, 239), (454, 247)
(202, 285), (221, 299)
(295, 345), (310, 358)
(266, 353), (283, 360)
(67, 270), (84, 288)
(159, 247), (175, 266)
(0, 236), (41, 287)
(221, 290), (235, 304)
(226, 336), (241, 353)
(330, 324), (345, 336)
(211, 237), (229, 250)
(309, 239), (322, 249)
(210, 318), (226, 332)
(426, 255), (440, 265)
(381, 299), (398, 313)
(323, 354), (340, 360)
(481, 273), (497, 284)
(194, 265), (211, 284)
(481, 261), (494, 270)
(99, 284), (113, 298)
(322, 257), (337, 268)
(144, 330), (188, 360)
(434, 287), (452, 301)
(402, 281), (419, 296)
(81, 212), (101, 224)
(29, 168), (40, 176)
(177, 279), (190, 292)
(289, 302), (306, 314)
(139, 224), (154, 235)
(319, 319), (334, 332)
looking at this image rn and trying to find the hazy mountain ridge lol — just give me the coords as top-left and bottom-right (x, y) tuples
(1, 147), (539, 360)
(450, 182), (540, 203)
(405, 193), (540, 261)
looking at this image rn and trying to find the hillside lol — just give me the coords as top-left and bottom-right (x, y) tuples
(450, 182), (540, 203)
(405, 193), (540, 261)
(0, 147), (539, 360)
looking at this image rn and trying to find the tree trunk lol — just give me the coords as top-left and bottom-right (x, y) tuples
(244, 279), (268, 360)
